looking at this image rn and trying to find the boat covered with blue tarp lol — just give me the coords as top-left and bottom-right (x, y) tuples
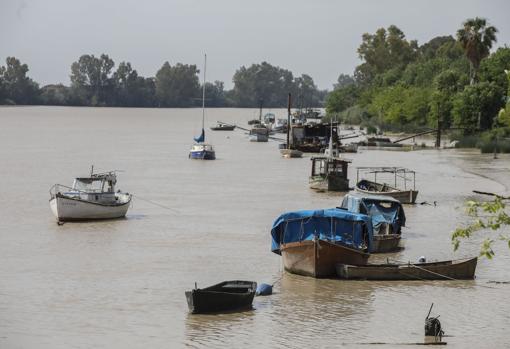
(270, 208), (373, 277)
(340, 192), (405, 234)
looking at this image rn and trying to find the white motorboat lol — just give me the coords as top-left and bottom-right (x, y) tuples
(49, 170), (131, 221)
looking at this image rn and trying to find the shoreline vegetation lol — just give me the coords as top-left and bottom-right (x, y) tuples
(1, 17), (509, 152)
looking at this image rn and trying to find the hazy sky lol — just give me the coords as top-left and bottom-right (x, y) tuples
(1, 0), (509, 90)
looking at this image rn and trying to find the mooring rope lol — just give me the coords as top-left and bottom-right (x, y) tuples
(131, 194), (180, 214)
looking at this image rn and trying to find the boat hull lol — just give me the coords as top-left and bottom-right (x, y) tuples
(185, 281), (256, 314)
(50, 194), (131, 221)
(309, 175), (349, 192)
(336, 257), (477, 280)
(249, 134), (268, 142)
(281, 239), (369, 278)
(372, 234), (401, 253)
(210, 126), (235, 131)
(355, 181), (418, 204)
(280, 149), (303, 158)
(189, 150), (216, 160)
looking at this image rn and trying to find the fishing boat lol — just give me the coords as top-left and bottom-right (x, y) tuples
(249, 125), (269, 142)
(280, 93), (303, 158)
(355, 167), (418, 204)
(272, 118), (288, 133)
(49, 168), (131, 221)
(262, 112), (276, 129)
(271, 208), (373, 278)
(189, 54), (216, 160)
(340, 192), (406, 253)
(309, 157), (351, 191)
(210, 122), (235, 131)
(336, 257), (477, 280)
(185, 280), (257, 314)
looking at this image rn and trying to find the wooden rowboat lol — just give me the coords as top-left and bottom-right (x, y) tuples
(281, 239), (369, 278)
(185, 280), (257, 314)
(355, 179), (418, 204)
(336, 257), (477, 280)
(372, 234), (401, 253)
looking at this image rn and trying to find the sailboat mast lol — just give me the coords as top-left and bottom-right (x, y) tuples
(202, 54), (206, 130)
(287, 93), (291, 149)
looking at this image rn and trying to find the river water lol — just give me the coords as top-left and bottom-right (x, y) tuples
(0, 107), (509, 348)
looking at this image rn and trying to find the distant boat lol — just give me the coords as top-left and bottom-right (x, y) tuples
(189, 54), (216, 160)
(309, 157), (351, 191)
(336, 257), (477, 280)
(355, 167), (418, 204)
(272, 118), (288, 133)
(270, 208), (373, 278)
(210, 122), (235, 131)
(49, 168), (131, 221)
(185, 280), (257, 314)
(280, 93), (303, 158)
(249, 125), (269, 142)
(340, 192), (406, 253)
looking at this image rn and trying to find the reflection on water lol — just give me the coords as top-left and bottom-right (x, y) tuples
(0, 107), (509, 348)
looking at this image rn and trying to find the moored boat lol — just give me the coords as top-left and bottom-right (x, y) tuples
(189, 54), (216, 160)
(271, 208), (373, 278)
(185, 280), (257, 314)
(210, 122), (235, 131)
(336, 257), (478, 280)
(49, 169), (131, 221)
(309, 157), (351, 191)
(340, 192), (406, 253)
(355, 167), (419, 204)
(249, 125), (269, 142)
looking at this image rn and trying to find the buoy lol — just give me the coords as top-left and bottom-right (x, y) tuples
(256, 283), (273, 296)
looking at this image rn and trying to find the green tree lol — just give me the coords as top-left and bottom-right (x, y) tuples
(334, 74), (355, 89)
(155, 62), (200, 107)
(69, 54), (115, 106)
(429, 70), (466, 129)
(204, 81), (227, 107)
(326, 84), (359, 114)
(355, 25), (418, 84)
(0, 57), (40, 104)
(231, 62), (295, 107)
(452, 81), (505, 133)
(39, 84), (70, 105)
(112, 62), (156, 107)
(456, 17), (498, 84)
(452, 197), (510, 259)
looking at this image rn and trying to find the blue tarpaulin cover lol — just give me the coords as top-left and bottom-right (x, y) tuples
(340, 192), (405, 234)
(194, 128), (205, 143)
(270, 208), (373, 255)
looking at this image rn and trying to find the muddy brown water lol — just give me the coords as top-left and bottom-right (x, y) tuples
(0, 107), (509, 348)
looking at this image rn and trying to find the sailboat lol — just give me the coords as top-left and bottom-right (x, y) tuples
(280, 93), (303, 158)
(189, 54), (216, 160)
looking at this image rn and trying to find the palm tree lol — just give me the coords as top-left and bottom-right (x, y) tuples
(457, 17), (498, 85)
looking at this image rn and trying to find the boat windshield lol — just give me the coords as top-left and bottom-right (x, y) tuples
(73, 178), (105, 192)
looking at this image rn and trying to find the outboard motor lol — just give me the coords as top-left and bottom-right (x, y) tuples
(425, 303), (444, 341)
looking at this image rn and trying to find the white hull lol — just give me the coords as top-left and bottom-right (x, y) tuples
(50, 194), (131, 221)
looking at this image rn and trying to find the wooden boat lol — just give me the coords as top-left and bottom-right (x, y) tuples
(49, 169), (131, 221)
(336, 257), (477, 280)
(185, 280), (257, 314)
(355, 167), (419, 204)
(271, 208), (373, 278)
(309, 157), (350, 191)
(281, 239), (369, 278)
(372, 234), (401, 253)
(210, 122), (235, 131)
(340, 192), (406, 253)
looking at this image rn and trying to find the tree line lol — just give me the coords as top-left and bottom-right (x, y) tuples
(326, 17), (510, 139)
(0, 56), (327, 108)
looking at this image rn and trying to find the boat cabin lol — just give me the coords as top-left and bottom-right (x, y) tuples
(340, 192), (406, 235)
(68, 172), (119, 203)
(311, 157), (349, 179)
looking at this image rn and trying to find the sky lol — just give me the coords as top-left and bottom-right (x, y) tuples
(1, 0), (509, 90)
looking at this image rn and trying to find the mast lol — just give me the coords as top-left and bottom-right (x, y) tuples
(287, 93), (291, 149)
(202, 54), (207, 134)
(327, 116), (333, 158)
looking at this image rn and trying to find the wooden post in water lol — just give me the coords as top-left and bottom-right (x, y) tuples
(435, 102), (441, 148)
(287, 93), (291, 149)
